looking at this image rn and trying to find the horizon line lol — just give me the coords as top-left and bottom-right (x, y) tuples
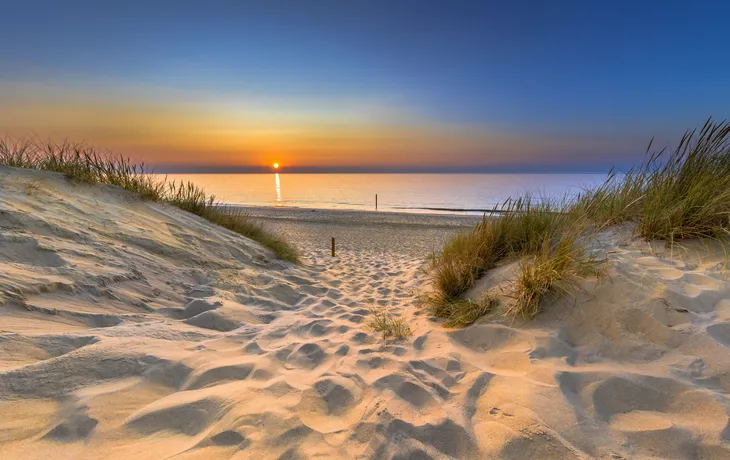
(150, 164), (626, 174)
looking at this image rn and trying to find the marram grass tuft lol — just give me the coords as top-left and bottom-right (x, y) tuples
(0, 137), (299, 263)
(428, 118), (730, 326)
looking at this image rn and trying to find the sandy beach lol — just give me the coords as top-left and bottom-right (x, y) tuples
(234, 206), (481, 257)
(3, 166), (730, 459)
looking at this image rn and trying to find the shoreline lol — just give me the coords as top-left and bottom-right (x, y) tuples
(231, 205), (483, 227)
(233, 205), (482, 257)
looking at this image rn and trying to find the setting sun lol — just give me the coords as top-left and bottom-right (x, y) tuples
(273, 163), (280, 169)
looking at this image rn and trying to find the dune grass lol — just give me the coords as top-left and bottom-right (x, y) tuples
(576, 119), (730, 241)
(431, 196), (566, 302)
(427, 290), (500, 328)
(426, 203), (594, 326)
(367, 306), (412, 341)
(428, 118), (730, 326)
(427, 196), (579, 324)
(0, 137), (299, 263)
(506, 229), (600, 319)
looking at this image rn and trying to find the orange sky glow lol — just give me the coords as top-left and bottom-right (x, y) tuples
(0, 82), (648, 172)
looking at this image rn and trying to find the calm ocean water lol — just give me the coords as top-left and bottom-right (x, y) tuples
(157, 173), (608, 214)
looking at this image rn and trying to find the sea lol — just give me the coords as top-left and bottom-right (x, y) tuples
(156, 173), (608, 215)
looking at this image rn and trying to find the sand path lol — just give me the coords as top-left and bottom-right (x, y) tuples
(2, 167), (730, 459)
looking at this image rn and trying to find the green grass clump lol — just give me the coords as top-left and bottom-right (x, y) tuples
(636, 121), (730, 241)
(432, 196), (565, 303)
(426, 196), (577, 326)
(429, 118), (730, 326)
(507, 230), (599, 319)
(367, 307), (412, 341)
(577, 118), (730, 241)
(0, 137), (299, 263)
(210, 207), (299, 264)
(428, 290), (500, 328)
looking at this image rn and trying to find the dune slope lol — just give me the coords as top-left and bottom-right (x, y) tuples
(2, 166), (730, 459)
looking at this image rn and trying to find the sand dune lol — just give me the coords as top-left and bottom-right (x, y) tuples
(2, 166), (730, 459)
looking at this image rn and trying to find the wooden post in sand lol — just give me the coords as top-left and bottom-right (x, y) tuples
(331, 237), (336, 257)
(375, 194), (378, 210)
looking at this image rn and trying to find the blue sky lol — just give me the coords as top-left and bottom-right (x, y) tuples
(1, 0), (728, 172)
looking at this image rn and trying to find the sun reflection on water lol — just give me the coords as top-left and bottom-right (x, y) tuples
(275, 172), (282, 207)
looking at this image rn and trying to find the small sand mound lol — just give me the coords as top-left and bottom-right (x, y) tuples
(126, 392), (227, 436)
(373, 374), (438, 409)
(209, 429), (246, 446)
(296, 376), (366, 433)
(43, 412), (98, 442)
(183, 310), (241, 331)
(183, 362), (254, 390)
(448, 324), (525, 351)
(310, 376), (364, 415)
(285, 342), (327, 369)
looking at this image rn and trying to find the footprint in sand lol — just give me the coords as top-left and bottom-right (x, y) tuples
(183, 310), (240, 332)
(707, 322), (730, 347)
(126, 393), (226, 436)
(674, 273), (725, 298)
(183, 362), (254, 390)
(373, 374), (438, 408)
(285, 342), (327, 369)
(296, 376), (366, 432)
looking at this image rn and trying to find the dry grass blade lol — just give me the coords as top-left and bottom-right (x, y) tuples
(577, 118), (730, 242)
(436, 291), (499, 328)
(367, 307), (412, 341)
(506, 232), (599, 319)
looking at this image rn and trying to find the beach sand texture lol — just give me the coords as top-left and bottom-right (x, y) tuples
(2, 166), (730, 459)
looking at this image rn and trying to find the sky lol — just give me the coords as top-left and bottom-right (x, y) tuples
(1, 0), (729, 173)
